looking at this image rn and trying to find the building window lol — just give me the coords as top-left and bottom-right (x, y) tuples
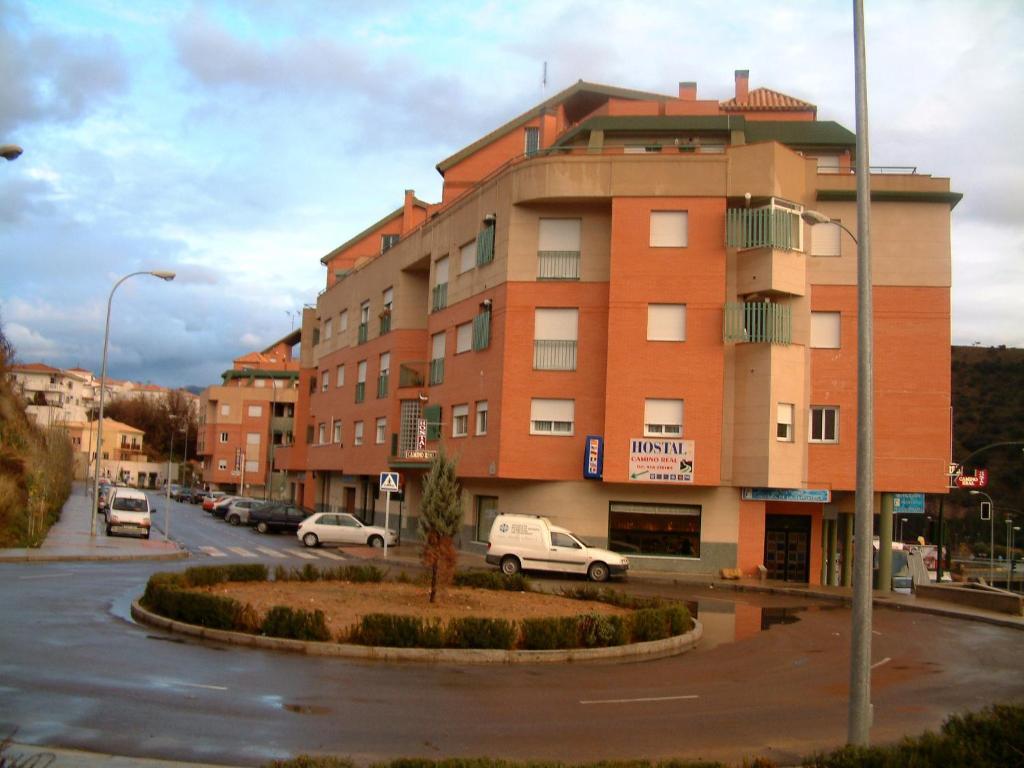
(475, 496), (499, 542)
(336, 364), (345, 387)
(321, 370), (330, 391)
(332, 420), (342, 444)
(473, 304), (491, 350)
(377, 352), (390, 398)
(810, 311), (841, 349)
(452, 404), (469, 437)
(809, 219), (841, 256)
(323, 319), (332, 340)
(644, 399), (683, 437)
(538, 218), (581, 280)
(356, 360), (367, 403)
(358, 301), (370, 344)
(530, 398), (574, 435)
(534, 308), (578, 370)
(380, 287), (393, 334)
(339, 309), (348, 332)
(777, 403), (794, 441)
(246, 432), (260, 446)
(430, 332), (446, 385)
(318, 423), (326, 444)
(220, 404), (230, 416)
(476, 400), (488, 435)
(608, 501), (701, 558)
(459, 240), (476, 274)
(381, 233), (399, 253)
(424, 404), (442, 441)
(244, 459), (258, 473)
(354, 421), (364, 446)
(810, 406), (839, 443)
(218, 459), (228, 470)
(524, 126), (540, 157)
(456, 322), (473, 354)
(477, 220), (495, 266)
(375, 417), (387, 444)
(219, 432), (229, 443)
(432, 256), (449, 312)
(649, 211), (688, 248)
(247, 405), (263, 417)
(647, 304), (686, 342)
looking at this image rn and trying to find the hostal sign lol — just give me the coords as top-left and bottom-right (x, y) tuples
(628, 438), (695, 484)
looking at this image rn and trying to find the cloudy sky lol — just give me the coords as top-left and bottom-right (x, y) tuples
(1, 0), (1021, 388)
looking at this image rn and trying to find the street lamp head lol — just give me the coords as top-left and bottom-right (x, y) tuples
(1, 144), (23, 161)
(800, 209), (832, 226)
(150, 270), (176, 281)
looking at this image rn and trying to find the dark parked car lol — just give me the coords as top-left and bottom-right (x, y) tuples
(189, 488), (212, 504)
(170, 486), (193, 502)
(247, 502), (310, 534)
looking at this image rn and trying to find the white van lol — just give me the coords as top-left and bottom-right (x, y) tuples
(485, 513), (628, 582)
(105, 487), (152, 539)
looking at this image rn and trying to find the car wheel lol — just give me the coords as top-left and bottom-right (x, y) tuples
(227, 515), (240, 526)
(368, 534), (384, 548)
(256, 522), (269, 534)
(500, 556), (521, 576)
(303, 533), (319, 548)
(587, 562), (610, 583)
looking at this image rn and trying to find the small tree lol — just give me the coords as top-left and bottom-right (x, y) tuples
(419, 448), (463, 603)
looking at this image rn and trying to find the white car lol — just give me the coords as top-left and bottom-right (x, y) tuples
(297, 512), (397, 549)
(105, 487), (152, 539)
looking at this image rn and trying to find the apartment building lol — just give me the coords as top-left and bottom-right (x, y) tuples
(274, 70), (958, 585)
(10, 362), (96, 427)
(196, 334), (300, 497)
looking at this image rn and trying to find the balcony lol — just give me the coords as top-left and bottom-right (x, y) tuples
(538, 250), (580, 280)
(377, 372), (389, 399)
(355, 382), (366, 403)
(398, 361), (426, 388)
(379, 312), (391, 335)
(723, 302), (792, 345)
(726, 207), (801, 251)
(533, 340), (577, 370)
(429, 358), (445, 386)
(431, 283), (447, 312)
(357, 322), (369, 344)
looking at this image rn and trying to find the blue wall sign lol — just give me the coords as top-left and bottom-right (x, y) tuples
(892, 493), (925, 514)
(741, 488), (831, 503)
(583, 435), (604, 479)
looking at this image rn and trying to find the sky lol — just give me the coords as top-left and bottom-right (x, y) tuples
(1, 0), (1022, 389)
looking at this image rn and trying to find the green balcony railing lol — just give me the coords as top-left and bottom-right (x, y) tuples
(355, 382), (366, 403)
(398, 362), (426, 388)
(357, 322), (368, 344)
(429, 358), (445, 386)
(534, 340), (577, 370)
(723, 302), (792, 345)
(377, 373), (389, 399)
(473, 310), (491, 350)
(726, 207), (801, 251)
(538, 250), (580, 280)
(379, 312), (391, 335)
(476, 225), (495, 266)
(431, 283), (448, 312)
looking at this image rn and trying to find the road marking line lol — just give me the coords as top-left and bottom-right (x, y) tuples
(315, 549), (346, 560)
(227, 547), (258, 558)
(256, 547), (287, 559)
(871, 657), (892, 670)
(18, 573), (74, 580)
(199, 546), (227, 557)
(580, 694), (699, 705)
(180, 683), (228, 691)
(292, 550), (318, 560)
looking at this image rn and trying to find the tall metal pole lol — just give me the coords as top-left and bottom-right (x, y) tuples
(90, 270), (175, 536)
(165, 415), (176, 541)
(849, 0), (875, 746)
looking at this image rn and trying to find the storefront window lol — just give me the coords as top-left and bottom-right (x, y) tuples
(608, 502), (701, 557)
(475, 496), (499, 542)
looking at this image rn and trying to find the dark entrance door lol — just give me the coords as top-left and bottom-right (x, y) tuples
(764, 514), (811, 582)
(345, 487), (356, 517)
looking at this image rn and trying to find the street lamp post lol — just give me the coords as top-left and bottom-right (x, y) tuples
(1006, 517), (1014, 589)
(1013, 526), (1021, 592)
(970, 489), (995, 584)
(166, 414), (179, 541)
(90, 270), (176, 536)
(180, 419), (190, 487)
(1, 144), (23, 161)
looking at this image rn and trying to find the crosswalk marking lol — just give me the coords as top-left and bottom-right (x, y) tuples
(292, 550), (318, 560)
(315, 549), (346, 560)
(227, 547), (258, 558)
(199, 546), (227, 557)
(255, 546), (287, 559)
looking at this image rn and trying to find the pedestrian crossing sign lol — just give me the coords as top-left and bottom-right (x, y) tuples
(379, 472), (401, 493)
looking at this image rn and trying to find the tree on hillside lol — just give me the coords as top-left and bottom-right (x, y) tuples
(104, 390), (196, 463)
(419, 448), (463, 603)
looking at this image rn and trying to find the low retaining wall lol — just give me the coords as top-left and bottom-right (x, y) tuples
(914, 583), (1023, 616)
(131, 600), (702, 664)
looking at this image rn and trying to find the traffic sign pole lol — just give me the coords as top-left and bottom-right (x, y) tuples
(384, 491), (391, 559)
(378, 472), (401, 559)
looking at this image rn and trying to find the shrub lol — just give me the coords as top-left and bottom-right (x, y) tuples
(337, 564), (385, 583)
(630, 605), (691, 643)
(261, 606), (331, 642)
(348, 614), (439, 648)
(519, 616), (579, 650)
(578, 613), (630, 648)
(298, 563), (321, 582)
(453, 570), (529, 592)
(274, 565), (290, 582)
(444, 617), (517, 650)
(143, 583), (244, 630)
(184, 564), (268, 587)
(264, 756), (356, 768)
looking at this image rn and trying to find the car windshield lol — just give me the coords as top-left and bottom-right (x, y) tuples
(113, 497), (147, 512)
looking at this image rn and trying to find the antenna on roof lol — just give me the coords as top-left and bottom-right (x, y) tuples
(542, 61), (548, 96)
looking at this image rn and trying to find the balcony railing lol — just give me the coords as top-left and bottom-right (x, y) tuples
(377, 373), (389, 399)
(533, 340), (577, 370)
(429, 358), (445, 386)
(726, 208), (801, 251)
(357, 322), (369, 344)
(355, 382), (366, 403)
(431, 283), (447, 312)
(723, 302), (792, 345)
(398, 361), (426, 388)
(379, 312), (391, 335)
(538, 250), (580, 280)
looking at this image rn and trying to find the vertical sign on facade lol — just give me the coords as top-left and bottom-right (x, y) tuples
(583, 435), (604, 479)
(417, 418), (427, 450)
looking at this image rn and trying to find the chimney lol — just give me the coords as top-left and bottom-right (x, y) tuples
(678, 81), (697, 101)
(734, 69), (749, 101)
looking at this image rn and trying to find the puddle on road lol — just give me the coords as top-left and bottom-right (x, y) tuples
(689, 600), (822, 650)
(281, 703), (331, 716)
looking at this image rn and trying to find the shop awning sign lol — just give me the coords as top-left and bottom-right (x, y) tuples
(628, 438), (694, 484)
(741, 488), (831, 503)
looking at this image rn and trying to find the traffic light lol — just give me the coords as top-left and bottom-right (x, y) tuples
(980, 501), (992, 521)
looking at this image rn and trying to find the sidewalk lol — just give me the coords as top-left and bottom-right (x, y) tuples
(0, 482), (186, 563)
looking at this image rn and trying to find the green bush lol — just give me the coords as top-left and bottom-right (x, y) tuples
(453, 570), (529, 592)
(274, 564), (290, 582)
(183, 563), (268, 587)
(327, 564), (384, 583)
(630, 605), (691, 643)
(142, 583), (244, 630)
(264, 755), (356, 768)
(349, 614), (434, 648)
(298, 563), (321, 582)
(519, 616), (579, 650)
(578, 613), (630, 648)
(444, 617), (517, 650)
(261, 606), (331, 642)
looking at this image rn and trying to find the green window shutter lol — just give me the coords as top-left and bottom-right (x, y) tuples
(424, 404), (442, 441)
(473, 309), (491, 350)
(476, 225), (495, 266)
